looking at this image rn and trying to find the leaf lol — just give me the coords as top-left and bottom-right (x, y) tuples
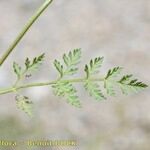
(85, 57), (104, 78)
(105, 67), (123, 79)
(15, 95), (33, 117)
(119, 75), (148, 95)
(119, 74), (133, 84)
(52, 81), (81, 108)
(25, 53), (45, 72)
(54, 59), (64, 77)
(63, 49), (81, 75)
(84, 80), (106, 100)
(53, 49), (81, 78)
(25, 58), (30, 69)
(13, 54), (45, 81)
(103, 67), (122, 96)
(11, 50), (148, 113)
(13, 62), (22, 79)
(63, 49), (81, 66)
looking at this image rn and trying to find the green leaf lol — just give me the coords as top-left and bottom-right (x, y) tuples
(25, 57), (30, 69)
(119, 75), (148, 94)
(53, 49), (81, 78)
(63, 49), (81, 75)
(15, 95), (33, 117)
(54, 59), (64, 77)
(104, 67), (122, 96)
(13, 54), (45, 81)
(25, 53), (45, 72)
(52, 81), (81, 108)
(105, 67), (123, 79)
(13, 62), (22, 79)
(85, 57), (104, 78)
(11, 50), (148, 113)
(119, 74), (133, 84)
(84, 80), (106, 100)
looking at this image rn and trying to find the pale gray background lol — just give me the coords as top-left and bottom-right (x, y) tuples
(0, 0), (149, 150)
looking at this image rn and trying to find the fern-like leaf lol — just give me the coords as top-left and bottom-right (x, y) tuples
(54, 49), (81, 78)
(63, 49), (81, 66)
(15, 95), (33, 117)
(63, 49), (81, 75)
(25, 53), (45, 72)
(119, 75), (148, 94)
(54, 59), (64, 77)
(11, 49), (148, 112)
(105, 67), (122, 79)
(84, 57), (105, 100)
(13, 62), (22, 79)
(84, 81), (106, 100)
(104, 67), (123, 95)
(53, 49), (82, 107)
(52, 81), (81, 108)
(85, 57), (104, 78)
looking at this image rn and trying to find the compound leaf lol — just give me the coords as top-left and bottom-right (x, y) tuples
(11, 49), (148, 113)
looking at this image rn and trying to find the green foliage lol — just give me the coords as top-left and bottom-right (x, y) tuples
(119, 75), (148, 94)
(104, 67), (123, 96)
(0, 0), (147, 117)
(105, 67), (123, 79)
(54, 49), (81, 77)
(85, 57), (104, 78)
(12, 54), (44, 116)
(52, 81), (81, 108)
(84, 81), (106, 100)
(63, 49), (81, 75)
(84, 57), (105, 100)
(15, 95), (33, 117)
(53, 49), (81, 107)
(52, 49), (148, 108)
(13, 54), (45, 80)
(13, 62), (22, 79)
(104, 67), (148, 96)
(10, 49), (148, 115)
(25, 53), (45, 72)
(54, 60), (64, 77)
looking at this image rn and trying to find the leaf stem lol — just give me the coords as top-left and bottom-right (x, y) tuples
(0, 77), (104, 95)
(0, 0), (53, 66)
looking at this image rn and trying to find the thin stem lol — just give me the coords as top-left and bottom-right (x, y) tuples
(0, 77), (104, 95)
(0, 0), (53, 66)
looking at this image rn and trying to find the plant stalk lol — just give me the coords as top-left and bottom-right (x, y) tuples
(0, 0), (53, 66)
(0, 77), (104, 95)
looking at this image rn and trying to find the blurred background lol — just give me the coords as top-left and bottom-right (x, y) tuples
(0, 0), (150, 149)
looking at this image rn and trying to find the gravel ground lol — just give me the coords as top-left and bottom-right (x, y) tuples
(0, 0), (150, 150)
